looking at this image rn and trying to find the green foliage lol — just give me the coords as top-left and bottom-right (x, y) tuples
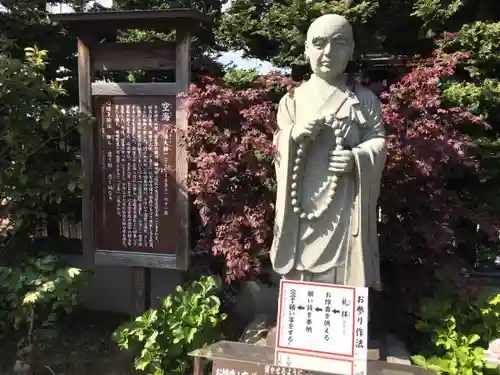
(0, 46), (91, 241)
(411, 0), (466, 37)
(217, 0), (379, 69)
(217, 0), (498, 78)
(441, 22), (500, 79)
(113, 275), (227, 375)
(443, 79), (500, 122)
(109, 0), (226, 83)
(440, 22), (500, 122)
(113, 0), (225, 56)
(435, 21), (500, 270)
(0, 254), (88, 362)
(413, 276), (500, 375)
(223, 67), (260, 89)
(0, 0), (80, 101)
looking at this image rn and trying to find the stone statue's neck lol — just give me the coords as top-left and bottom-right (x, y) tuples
(310, 74), (347, 89)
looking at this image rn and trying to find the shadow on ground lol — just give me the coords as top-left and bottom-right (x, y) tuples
(0, 309), (139, 375)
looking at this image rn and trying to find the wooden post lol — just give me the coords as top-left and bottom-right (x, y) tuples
(192, 357), (206, 375)
(175, 28), (191, 271)
(132, 267), (150, 315)
(77, 37), (95, 268)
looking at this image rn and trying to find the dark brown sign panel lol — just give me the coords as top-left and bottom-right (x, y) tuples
(94, 96), (177, 255)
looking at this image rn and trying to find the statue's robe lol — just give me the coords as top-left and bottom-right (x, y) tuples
(270, 76), (387, 289)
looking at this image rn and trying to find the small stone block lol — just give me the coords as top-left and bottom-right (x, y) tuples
(368, 339), (380, 361)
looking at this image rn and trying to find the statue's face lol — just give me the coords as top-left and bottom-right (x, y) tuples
(305, 16), (354, 81)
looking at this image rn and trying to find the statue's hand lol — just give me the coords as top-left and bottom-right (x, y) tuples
(291, 116), (325, 142)
(329, 149), (354, 174)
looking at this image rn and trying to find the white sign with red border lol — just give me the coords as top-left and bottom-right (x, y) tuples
(274, 280), (369, 375)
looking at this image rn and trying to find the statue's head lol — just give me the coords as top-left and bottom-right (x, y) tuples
(305, 14), (354, 82)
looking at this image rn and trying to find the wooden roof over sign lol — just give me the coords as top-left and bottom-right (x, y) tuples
(50, 9), (210, 35)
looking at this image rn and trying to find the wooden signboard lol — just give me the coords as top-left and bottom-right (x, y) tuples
(94, 96), (179, 268)
(190, 341), (437, 375)
(50, 10), (209, 286)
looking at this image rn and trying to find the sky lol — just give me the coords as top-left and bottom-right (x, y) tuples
(41, 0), (276, 73)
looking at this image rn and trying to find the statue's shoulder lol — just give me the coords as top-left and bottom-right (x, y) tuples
(353, 84), (382, 117)
(278, 81), (307, 107)
(282, 81), (307, 99)
(278, 92), (294, 114)
(353, 84), (380, 106)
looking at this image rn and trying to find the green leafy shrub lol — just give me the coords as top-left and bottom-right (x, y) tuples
(0, 254), (88, 364)
(439, 23), (500, 124)
(0, 46), (91, 243)
(223, 67), (260, 90)
(113, 275), (227, 375)
(437, 23), (500, 272)
(412, 275), (500, 375)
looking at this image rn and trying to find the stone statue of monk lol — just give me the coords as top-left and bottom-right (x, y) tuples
(271, 14), (387, 290)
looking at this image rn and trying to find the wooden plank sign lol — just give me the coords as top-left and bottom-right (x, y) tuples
(92, 42), (176, 72)
(93, 96), (182, 269)
(212, 359), (307, 375)
(50, 9), (204, 315)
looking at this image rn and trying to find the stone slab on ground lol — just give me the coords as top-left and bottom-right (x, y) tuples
(383, 334), (411, 365)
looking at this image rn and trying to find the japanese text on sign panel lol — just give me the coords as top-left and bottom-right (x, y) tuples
(275, 350), (368, 375)
(213, 366), (303, 375)
(275, 280), (369, 375)
(101, 101), (173, 251)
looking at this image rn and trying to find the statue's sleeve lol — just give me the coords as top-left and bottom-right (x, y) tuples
(274, 93), (296, 170)
(270, 93), (299, 275)
(359, 92), (386, 142)
(354, 91), (386, 165)
(350, 91), (387, 290)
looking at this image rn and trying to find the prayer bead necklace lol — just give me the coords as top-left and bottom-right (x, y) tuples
(290, 119), (344, 221)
